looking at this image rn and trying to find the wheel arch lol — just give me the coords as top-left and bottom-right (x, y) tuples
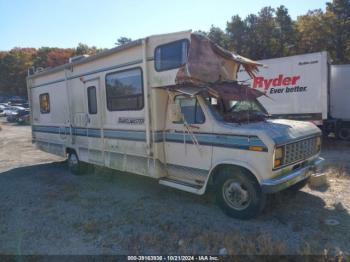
(203, 160), (263, 193)
(66, 147), (78, 157)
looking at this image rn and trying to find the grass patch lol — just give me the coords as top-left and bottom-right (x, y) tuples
(326, 166), (348, 179)
(82, 220), (100, 235)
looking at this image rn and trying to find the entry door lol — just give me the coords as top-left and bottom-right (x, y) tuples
(164, 95), (212, 180)
(85, 80), (104, 165)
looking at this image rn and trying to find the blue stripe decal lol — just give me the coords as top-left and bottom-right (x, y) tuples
(104, 129), (146, 141)
(163, 132), (267, 151)
(32, 125), (267, 151)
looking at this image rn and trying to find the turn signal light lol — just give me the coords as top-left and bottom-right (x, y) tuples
(274, 159), (281, 167)
(249, 146), (264, 152)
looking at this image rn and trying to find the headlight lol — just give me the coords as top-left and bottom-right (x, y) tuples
(316, 136), (321, 152)
(273, 146), (284, 168)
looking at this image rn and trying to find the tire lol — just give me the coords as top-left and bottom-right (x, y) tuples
(215, 167), (265, 220)
(67, 151), (88, 175)
(287, 178), (309, 191)
(336, 126), (350, 141)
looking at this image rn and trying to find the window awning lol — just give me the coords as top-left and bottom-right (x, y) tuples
(166, 82), (267, 101)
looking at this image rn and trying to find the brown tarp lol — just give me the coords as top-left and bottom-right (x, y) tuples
(175, 33), (262, 86)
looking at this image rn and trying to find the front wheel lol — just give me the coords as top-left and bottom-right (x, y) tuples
(215, 168), (265, 220)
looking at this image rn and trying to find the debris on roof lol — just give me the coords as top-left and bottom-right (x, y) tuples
(175, 33), (262, 86)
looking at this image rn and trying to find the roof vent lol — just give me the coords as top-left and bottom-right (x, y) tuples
(69, 54), (89, 63)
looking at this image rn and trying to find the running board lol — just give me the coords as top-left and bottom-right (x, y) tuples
(159, 177), (203, 194)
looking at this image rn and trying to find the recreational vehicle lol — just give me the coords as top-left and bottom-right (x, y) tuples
(27, 31), (324, 219)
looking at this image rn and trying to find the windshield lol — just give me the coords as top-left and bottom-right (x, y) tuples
(205, 96), (268, 123)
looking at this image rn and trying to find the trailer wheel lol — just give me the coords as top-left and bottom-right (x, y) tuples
(215, 167), (265, 220)
(67, 151), (87, 175)
(336, 126), (350, 141)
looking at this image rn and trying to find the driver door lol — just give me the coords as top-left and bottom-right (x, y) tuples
(164, 95), (213, 181)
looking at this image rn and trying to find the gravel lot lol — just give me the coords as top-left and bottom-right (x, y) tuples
(0, 120), (349, 256)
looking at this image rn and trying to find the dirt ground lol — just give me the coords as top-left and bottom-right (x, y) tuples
(0, 119), (349, 256)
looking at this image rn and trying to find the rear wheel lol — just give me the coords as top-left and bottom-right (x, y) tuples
(67, 151), (88, 175)
(215, 167), (265, 220)
(336, 126), (350, 141)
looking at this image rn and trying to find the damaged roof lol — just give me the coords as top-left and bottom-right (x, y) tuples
(175, 33), (262, 86)
(170, 33), (264, 101)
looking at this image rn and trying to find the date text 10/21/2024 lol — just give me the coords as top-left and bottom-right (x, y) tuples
(127, 255), (220, 261)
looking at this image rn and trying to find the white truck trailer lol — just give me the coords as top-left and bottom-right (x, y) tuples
(27, 31), (323, 219)
(238, 52), (350, 140)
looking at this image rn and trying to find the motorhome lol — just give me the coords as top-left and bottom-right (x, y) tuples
(27, 31), (323, 219)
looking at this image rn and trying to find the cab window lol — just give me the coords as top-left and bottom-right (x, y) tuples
(174, 95), (205, 124)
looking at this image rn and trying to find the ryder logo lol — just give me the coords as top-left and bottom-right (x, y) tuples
(252, 74), (307, 94)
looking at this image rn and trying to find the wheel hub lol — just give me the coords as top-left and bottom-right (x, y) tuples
(223, 180), (251, 210)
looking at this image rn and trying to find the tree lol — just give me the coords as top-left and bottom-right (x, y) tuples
(275, 5), (297, 56)
(325, 0), (350, 63)
(115, 37), (132, 46)
(226, 15), (247, 54)
(45, 48), (75, 68)
(75, 43), (100, 56)
(33, 47), (53, 68)
(0, 48), (36, 96)
(207, 25), (230, 49)
(295, 10), (331, 54)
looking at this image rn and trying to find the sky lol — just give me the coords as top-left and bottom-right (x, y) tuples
(0, 0), (327, 51)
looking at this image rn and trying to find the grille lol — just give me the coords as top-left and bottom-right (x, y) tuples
(284, 137), (318, 165)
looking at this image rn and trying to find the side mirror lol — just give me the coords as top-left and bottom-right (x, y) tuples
(169, 103), (183, 123)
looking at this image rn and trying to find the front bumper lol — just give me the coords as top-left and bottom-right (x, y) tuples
(261, 157), (324, 193)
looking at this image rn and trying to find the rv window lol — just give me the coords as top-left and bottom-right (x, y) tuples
(105, 68), (143, 111)
(87, 86), (97, 114)
(155, 39), (188, 71)
(174, 95), (205, 124)
(39, 93), (50, 114)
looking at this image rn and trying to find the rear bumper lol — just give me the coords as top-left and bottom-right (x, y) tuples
(261, 157), (324, 193)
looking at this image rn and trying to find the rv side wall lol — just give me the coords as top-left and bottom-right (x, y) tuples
(27, 30), (192, 178)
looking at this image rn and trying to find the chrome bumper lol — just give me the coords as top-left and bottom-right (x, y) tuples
(261, 157), (325, 193)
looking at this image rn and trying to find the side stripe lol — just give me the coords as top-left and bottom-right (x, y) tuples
(32, 125), (268, 151)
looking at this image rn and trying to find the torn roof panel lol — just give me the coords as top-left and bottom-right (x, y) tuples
(175, 33), (262, 85)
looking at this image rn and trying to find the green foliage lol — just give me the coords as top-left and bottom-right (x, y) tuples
(211, 1), (349, 63)
(0, 44), (103, 97)
(75, 43), (102, 56)
(207, 25), (230, 50)
(115, 37), (133, 46)
(0, 48), (36, 96)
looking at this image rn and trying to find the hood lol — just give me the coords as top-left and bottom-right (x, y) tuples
(222, 119), (321, 145)
(247, 119), (321, 144)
